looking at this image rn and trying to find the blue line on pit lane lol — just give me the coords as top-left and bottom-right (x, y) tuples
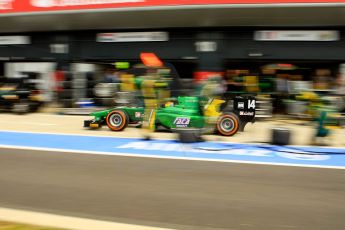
(0, 131), (345, 168)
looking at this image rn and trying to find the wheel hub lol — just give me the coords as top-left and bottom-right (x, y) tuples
(221, 118), (234, 131)
(110, 114), (122, 127)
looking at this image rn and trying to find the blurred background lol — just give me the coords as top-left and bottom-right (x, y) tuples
(1, 1), (345, 122)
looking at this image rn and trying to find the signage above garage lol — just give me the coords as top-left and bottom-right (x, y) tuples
(96, 32), (168, 42)
(254, 30), (340, 41)
(0, 36), (30, 44)
(1, 0), (345, 14)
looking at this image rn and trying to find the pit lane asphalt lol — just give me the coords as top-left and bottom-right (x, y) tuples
(0, 147), (344, 230)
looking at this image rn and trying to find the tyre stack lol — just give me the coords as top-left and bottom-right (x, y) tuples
(86, 72), (96, 99)
(72, 72), (87, 104)
(60, 72), (73, 108)
(94, 83), (119, 107)
(271, 127), (291, 145)
(176, 128), (203, 143)
(25, 72), (44, 112)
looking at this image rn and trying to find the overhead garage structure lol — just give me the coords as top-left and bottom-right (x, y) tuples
(0, 1), (345, 58)
(1, 1), (345, 30)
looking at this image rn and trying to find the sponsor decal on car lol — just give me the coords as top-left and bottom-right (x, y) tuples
(239, 111), (254, 116)
(174, 117), (190, 127)
(135, 112), (141, 118)
(238, 102), (244, 109)
(248, 99), (256, 109)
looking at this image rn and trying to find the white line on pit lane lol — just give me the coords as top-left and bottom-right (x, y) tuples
(0, 207), (170, 230)
(0, 144), (344, 170)
(0, 121), (57, 126)
(0, 129), (173, 140)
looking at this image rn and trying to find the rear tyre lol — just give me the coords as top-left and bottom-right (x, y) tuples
(106, 110), (128, 131)
(217, 113), (240, 136)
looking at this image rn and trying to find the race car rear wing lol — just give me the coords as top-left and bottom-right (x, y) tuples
(233, 96), (256, 131)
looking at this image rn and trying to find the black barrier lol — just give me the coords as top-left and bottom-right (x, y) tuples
(271, 127), (291, 146)
(176, 128), (204, 143)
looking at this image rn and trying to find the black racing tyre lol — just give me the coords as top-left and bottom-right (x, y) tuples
(176, 128), (203, 143)
(12, 101), (30, 114)
(106, 110), (128, 131)
(62, 99), (74, 108)
(271, 128), (291, 145)
(29, 102), (42, 112)
(216, 113), (240, 136)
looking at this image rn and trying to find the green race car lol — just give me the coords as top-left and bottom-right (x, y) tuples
(84, 95), (256, 136)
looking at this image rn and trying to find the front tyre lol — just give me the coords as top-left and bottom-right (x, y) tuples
(106, 110), (128, 131)
(216, 113), (240, 136)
